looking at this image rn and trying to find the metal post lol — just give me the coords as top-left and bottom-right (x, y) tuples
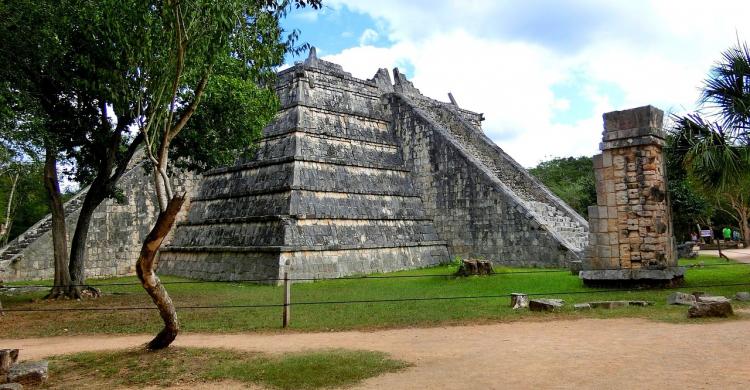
(283, 271), (290, 328)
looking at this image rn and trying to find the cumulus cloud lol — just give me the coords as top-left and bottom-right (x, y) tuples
(358, 28), (379, 46)
(319, 0), (750, 166)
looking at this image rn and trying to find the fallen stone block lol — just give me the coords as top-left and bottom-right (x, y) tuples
(735, 292), (750, 301)
(529, 299), (564, 312)
(456, 259), (494, 276)
(8, 361), (47, 386)
(589, 301), (629, 309)
(697, 296), (731, 303)
(666, 292), (696, 305)
(692, 291), (706, 300)
(628, 300), (652, 307)
(0, 383), (23, 390)
(573, 303), (591, 310)
(510, 293), (529, 309)
(688, 301), (733, 318)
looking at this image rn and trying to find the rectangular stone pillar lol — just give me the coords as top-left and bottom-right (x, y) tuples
(581, 105), (683, 285)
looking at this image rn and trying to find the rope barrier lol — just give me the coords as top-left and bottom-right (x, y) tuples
(4, 281), (750, 313)
(4, 261), (747, 290)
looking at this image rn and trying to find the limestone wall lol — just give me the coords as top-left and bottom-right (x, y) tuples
(159, 52), (449, 281)
(389, 94), (579, 267)
(1, 158), (199, 282)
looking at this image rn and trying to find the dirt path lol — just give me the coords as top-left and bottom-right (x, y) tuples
(701, 247), (750, 263)
(4, 318), (750, 389)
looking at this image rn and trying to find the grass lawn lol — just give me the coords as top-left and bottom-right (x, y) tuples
(44, 347), (408, 389)
(2, 255), (750, 338)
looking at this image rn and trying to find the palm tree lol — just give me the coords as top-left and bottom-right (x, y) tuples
(672, 41), (750, 245)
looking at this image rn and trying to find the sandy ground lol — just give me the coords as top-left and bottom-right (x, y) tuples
(700, 247), (750, 263)
(4, 317), (750, 389)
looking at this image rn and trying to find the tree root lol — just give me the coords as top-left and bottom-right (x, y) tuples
(44, 285), (101, 300)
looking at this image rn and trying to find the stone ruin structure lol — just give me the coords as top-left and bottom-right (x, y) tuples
(1, 49), (588, 282)
(580, 106), (682, 285)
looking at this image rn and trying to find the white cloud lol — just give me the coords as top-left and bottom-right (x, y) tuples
(358, 28), (379, 46)
(318, 0), (750, 166)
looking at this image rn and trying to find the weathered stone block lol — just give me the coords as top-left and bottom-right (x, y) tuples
(697, 296), (731, 304)
(529, 298), (564, 311)
(8, 361), (47, 386)
(688, 301), (733, 318)
(667, 292), (697, 306)
(510, 293), (529, 309)
(589, 301), (629, 309)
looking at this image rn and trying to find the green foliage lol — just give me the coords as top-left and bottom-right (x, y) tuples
(663, 133), (714, 240)
(0, 161), (51, 241)
(702, 41), (750, 133)
(671, 41), (750, 191)
(670, 41), (750, 242)
(529, 156), (596, 217)
(171, 62), (280, 171)
(49, 347), (408, 389)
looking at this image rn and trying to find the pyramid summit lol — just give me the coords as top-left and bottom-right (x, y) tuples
(2, 49), (589, 282)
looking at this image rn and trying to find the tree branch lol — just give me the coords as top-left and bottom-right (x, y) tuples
(167, 70), (210, 142)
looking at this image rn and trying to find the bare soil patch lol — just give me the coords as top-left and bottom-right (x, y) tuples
(5, 317), (750, 389)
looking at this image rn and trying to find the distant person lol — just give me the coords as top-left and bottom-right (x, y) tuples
(723, 226), (732, 241)
(690, 232), (698, 242)
(733, 230), (741, 241)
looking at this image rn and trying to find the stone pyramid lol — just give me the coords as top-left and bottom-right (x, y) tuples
(158, 49), (450, 281)
(3, 48), (589, 283)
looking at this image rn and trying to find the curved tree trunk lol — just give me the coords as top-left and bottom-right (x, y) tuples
(42, 149), (73, 299)
(136, 195), (184, 350)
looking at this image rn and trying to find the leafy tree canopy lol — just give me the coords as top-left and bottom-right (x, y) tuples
(529, 156), (596, 218)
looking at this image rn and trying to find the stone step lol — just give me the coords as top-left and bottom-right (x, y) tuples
(416, 103), (588, 252)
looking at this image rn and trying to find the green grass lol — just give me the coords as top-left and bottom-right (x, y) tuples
(3, 255), (750, 338)
(45, 347), (408, 389)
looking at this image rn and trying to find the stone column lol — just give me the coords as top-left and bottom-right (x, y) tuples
(580, 105), (683, 286)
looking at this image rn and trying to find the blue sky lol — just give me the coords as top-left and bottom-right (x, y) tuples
(282, 1), (750, 167)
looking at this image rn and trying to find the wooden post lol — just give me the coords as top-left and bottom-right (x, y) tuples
(0, 349), (19, 379)
(282, 271), (290, 328)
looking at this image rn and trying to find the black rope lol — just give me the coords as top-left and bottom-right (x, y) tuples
(4, 261), (747, 290)
(4, 281), (750, 313)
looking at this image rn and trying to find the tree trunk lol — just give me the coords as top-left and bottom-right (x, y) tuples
(741, 210), (750, 247)
(0, 172), (19, 245)
(136, 195), (184, 350)
(67, 130), (142, 296)
(42, 149), (73, 299)
(68, 190), (104, 297)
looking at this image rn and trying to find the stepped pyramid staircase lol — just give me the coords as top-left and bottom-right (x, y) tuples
(394, 69), (588, 261)
(0, 186), (89, 273)
(158, 50), (449, 281)
(412, 93), (588, 252)
(3, 48), (589, 282)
